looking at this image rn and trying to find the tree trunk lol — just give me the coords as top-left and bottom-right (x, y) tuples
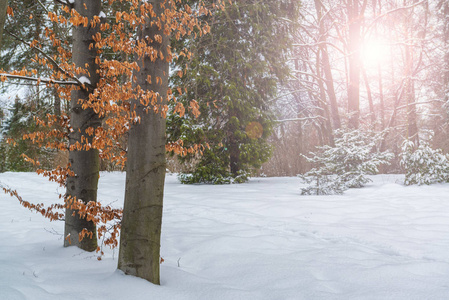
(314, 0), (341, 130)
(362, 64), (376, 127)
(315, 48), (334, 146)
(404, 42), (419, 142)
(229, 138), (240, 176)
(0, 0), (8, 49)
(378, 62), (385, 130)
(118, 0), (168, 284)
(374, 2), (385, 130)
(403, 0), (419, 143)
(443, 0), (449, 103)
(229, 109), (240, 176)
(53, 4), (61, 117)
(347, 0), (364, 129)
(64, 0), (101, 252)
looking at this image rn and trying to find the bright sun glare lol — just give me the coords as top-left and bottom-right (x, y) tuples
(361, 38), (390, 68)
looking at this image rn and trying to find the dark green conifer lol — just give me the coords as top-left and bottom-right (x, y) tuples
(168, 0), (299, 183)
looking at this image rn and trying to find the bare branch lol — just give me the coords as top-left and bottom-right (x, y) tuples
(275, 116), (325, 123)
(36, 0), (50, 13)
(293, 41), (345, 55)
(365, 0), (428, 35)
(0, 73), (78, 85)
(396, 100), (444, 111)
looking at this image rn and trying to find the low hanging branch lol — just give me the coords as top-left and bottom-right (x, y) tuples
(5, 29), (88, 89)
(0, 73), (77, 85)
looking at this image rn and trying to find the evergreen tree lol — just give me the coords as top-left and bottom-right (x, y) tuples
(0, 1), (70, 173)
(1, 0), (71, 113)
(1, 1), (50, 72)
(400, 138), (449, 185)
(300, 129), (393, 195)
(168, 0), (299, 183)
(1, 96), (52, 171)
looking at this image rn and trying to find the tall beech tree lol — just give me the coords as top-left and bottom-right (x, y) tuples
(0, 1), (103, 252)
(117, 0), (220, 284)
(63, 0), (101, 252)
(117, 0), (169, 284)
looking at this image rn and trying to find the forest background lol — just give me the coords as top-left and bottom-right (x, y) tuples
(1, 0), (449, 179)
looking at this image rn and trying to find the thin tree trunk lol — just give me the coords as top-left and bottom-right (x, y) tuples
(380, 83), (405, 152)
(441, 0), (449, 106)
(229, 116), (241, 177)
(314, 0), (341, 130)
(443, 0), (449, 98)
(403, 0), (419, 143)
(64, 0), (101, 252)
(315, 49), (334, 145)
(53, 4), (61, 117)
(0, 0), (8, 49)
(378, 62), (385, 130)
(347, 0), (365, 129)
(118, 0), (168, 284)
(54, 90), (61, 116)
(375, 0), (385, 130)
(405, 45), (419, 142)
(321, 47), (341, 130)
(362, 64), (376, 127)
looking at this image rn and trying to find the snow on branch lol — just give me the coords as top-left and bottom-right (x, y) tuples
(53, 0), (74, 8)
(0, 74), (78, 85)
(275, 116), (325, 123)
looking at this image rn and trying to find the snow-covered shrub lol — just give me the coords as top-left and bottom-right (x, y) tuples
(178, 165), (249, 184)
(400, 139), (449, 185)
(299, 129), (393, 195)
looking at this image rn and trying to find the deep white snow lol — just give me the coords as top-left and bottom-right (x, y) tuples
(1, 172), (448, 299)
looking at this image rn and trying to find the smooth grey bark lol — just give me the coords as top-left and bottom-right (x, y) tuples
(118, 0), (168, 284)
(0, 0), (8, 49)
(64, 0), (101, 252)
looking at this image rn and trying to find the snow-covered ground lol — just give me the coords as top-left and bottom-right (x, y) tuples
(1, 172), (449, 300)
